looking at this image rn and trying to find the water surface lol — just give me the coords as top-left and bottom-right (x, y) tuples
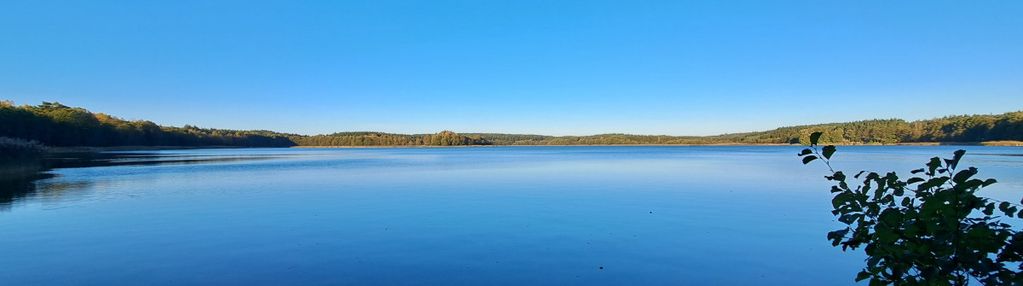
(2, 146), (1021, 285)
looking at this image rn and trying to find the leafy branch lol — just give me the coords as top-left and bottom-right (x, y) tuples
(799, 132), (1023, 285)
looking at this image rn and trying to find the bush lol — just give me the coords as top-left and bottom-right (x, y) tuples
(800, 132), (1023, 285)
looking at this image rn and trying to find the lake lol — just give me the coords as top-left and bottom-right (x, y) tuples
(2, 146), (1021, 285)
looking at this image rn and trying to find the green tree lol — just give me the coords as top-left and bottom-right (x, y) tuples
(800, 132), (1023, 285)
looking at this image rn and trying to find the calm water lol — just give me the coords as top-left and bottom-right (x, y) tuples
(2, 146), (1021, 285)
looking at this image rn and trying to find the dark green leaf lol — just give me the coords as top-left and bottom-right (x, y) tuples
(809, 132), (823, 146)
(802, 155), (817, 165)
(984, 203), (996, 216)
(927, 157), (942, 175)
(917, 177), (949, 192)
(838, 214), (861, 224)
(867, 256), (881, 267)
(832, 192), (854, 209)
(949, 149), (966, 170)
(855, 271), (871, 282)
(822, 145), (836, 160)
(828, 228), (850, 242)
(983, 178), (998, 187)
(953, 167), (978, 184)
(798, 148), (813, 156)
(826, 171), (846, 181)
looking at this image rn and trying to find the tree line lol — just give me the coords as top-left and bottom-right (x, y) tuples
(471, 113), (1022, 145)
(294, 131), (490, 146)
(1, 101), (295, 147)
(1, 101), (1021, 147)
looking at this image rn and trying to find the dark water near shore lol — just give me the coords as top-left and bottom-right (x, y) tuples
(1, 146), (1021, 285)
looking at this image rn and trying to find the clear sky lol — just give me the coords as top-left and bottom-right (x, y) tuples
(2, 1), (1021, 136)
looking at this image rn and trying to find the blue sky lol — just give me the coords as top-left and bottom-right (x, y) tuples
(2, 1), (1021, 136)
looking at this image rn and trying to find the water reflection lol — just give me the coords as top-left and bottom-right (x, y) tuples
(0, 151), (280, 209)
(0, 146), (1020, 285)
(0, 173), (55, 210)
(47, 151), (284, 168)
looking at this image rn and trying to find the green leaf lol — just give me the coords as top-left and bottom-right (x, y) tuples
(838, 214), (862, 224)
(949, 149), (966, 170)
(809, 132), (823, 146)
(917, 177), (949, 192)
(855, 271), (871, 282)
(953, 167), (978, 184)
(828, 228), (850, 244)
(984, 203), (996, 216)
(798, 148), (813, 156)
(826, 171), (846, 181)
(927, 157), (942, 175)
(983, 178), (998, 187)
(822, 145), (836, 160)
(802, 155), (817, 165)
(866, 257), (881, 267)
(907, 177), (924, 185)
(832, 192), (854, 209)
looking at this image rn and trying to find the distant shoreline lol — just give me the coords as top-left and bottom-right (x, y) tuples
(34, 140), (1023, 152)
(6, 103), (1022, 150)
(292, 141), (1023, 148)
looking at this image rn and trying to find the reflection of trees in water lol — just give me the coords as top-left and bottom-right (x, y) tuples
(32, 180), (95, 202)
(50, 152), (283, 168)
(0, 180), (35, 211)
(1, 151), (280, 211)
(0, 173), (91, 211)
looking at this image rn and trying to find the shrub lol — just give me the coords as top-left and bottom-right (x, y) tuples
(800, 132), (1023, 285)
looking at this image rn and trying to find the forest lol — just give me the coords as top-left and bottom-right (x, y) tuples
(1, 101), (1022, 148)
(0, 101), (296, 147)
(294, 131), (490, 146)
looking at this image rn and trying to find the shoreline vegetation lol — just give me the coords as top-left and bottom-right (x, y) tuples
(0, 137), (47, 179)
(2, 101), (1022, 151)
(11, 140), (1023, 154)
(288, 140), (1023, 148)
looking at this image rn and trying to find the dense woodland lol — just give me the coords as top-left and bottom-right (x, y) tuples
(294, 131), (490, 146)
(1, 101), (1021, 148)
(1, 101), (296, 147)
